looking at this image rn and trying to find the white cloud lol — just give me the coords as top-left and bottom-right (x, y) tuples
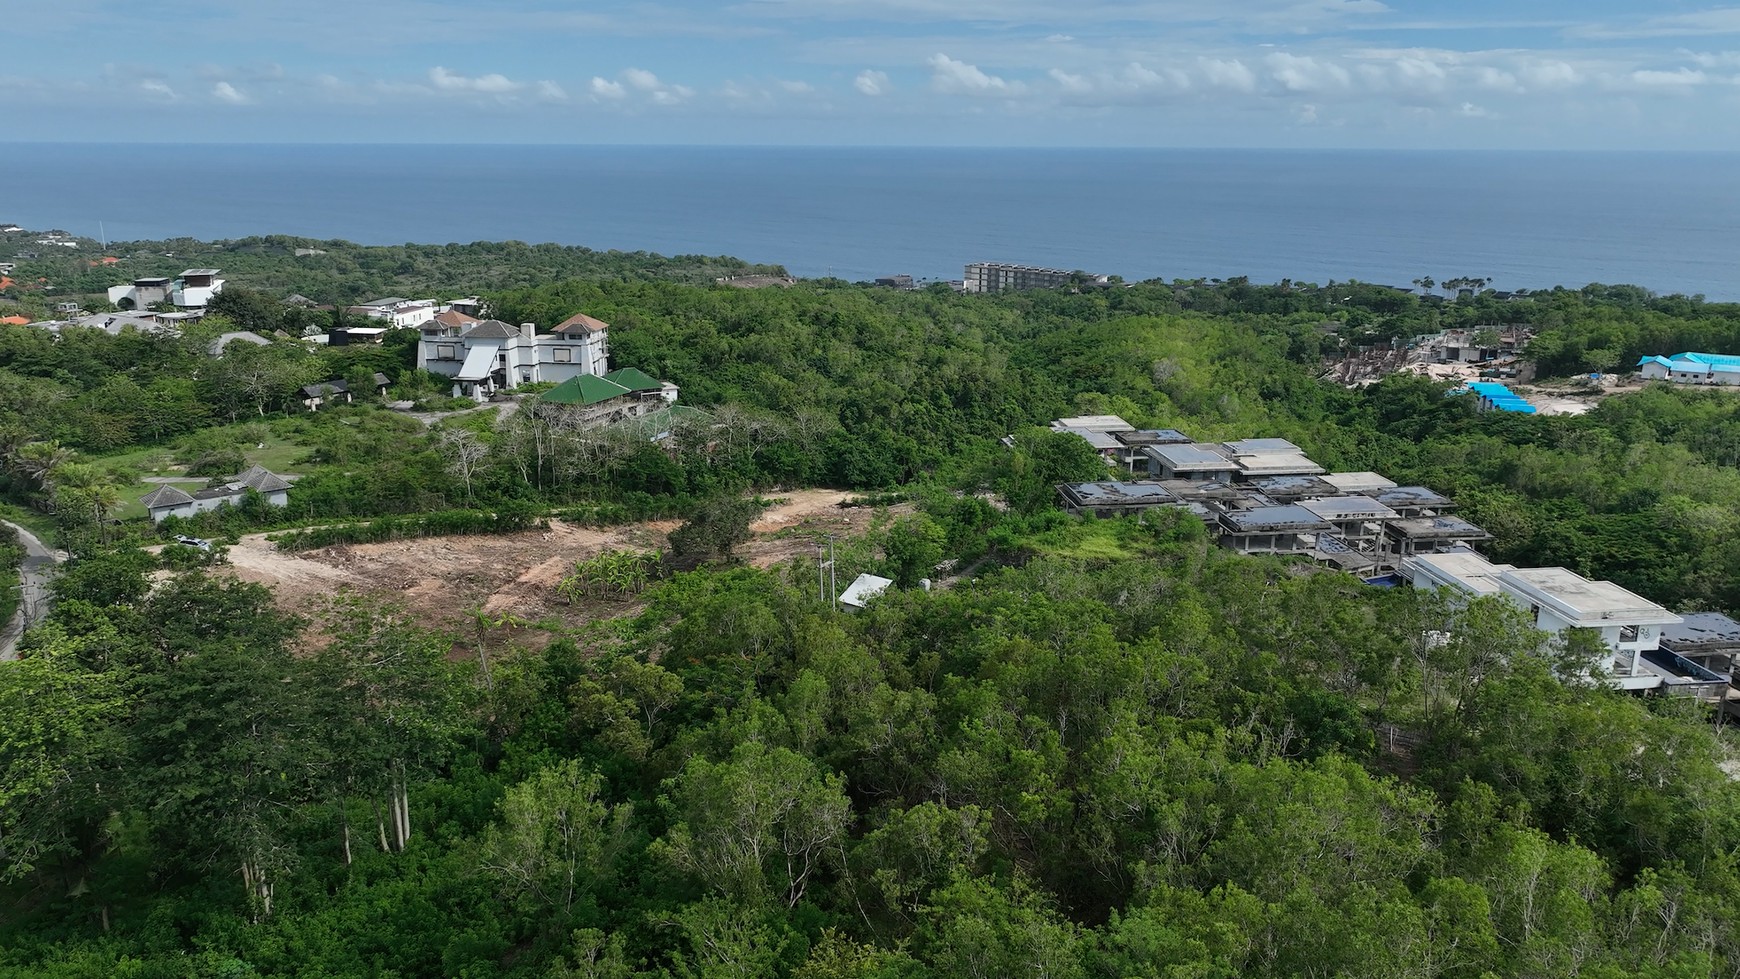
(1473, 66), (1519, 92)
(1518, 60), (1579, 89)
(212, 81), (249, 105)
(927, 53), (1022, 95)
(429, 66), (521, 94)
(1456, 101), (1490, 117)
(1266, 52), (1351, 92)
(1200, 58), (1257, 93)
(593, 68), (693, 105)
(1389, 56), (1449, 92)
(854, 69), (889, 95)
(1687, 50), (1740, 68)
(139, 79), (176, 100)
(623, 67), (663, 92)
(536, 80), (568, 101)
(1048, 68), (1092, 94)
(1571, 8), (1740, 40)
(780, 79), (814, 94)
(1631, 67), (1709, 87)
(1049, 62), (1191, 104)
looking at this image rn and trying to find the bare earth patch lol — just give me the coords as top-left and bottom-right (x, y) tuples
(221, 490), (879, 633)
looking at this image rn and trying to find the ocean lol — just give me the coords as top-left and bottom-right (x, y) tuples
(4, 144), (1738, 299)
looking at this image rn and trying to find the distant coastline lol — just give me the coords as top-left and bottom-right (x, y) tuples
(6, 144), (1738, 299)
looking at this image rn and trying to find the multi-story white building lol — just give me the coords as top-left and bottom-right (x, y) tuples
(349, 297), (439, 329)
(1405, 551), (1686, 691)
(417, 311), (610, 400)
(108, 268), (226, 309)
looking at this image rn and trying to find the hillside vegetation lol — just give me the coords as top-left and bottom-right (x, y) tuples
(2, 244), (1740, 978)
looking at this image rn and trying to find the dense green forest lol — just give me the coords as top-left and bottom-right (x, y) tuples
(4, 239), (1740, 977)
(0, 232), (786, 315)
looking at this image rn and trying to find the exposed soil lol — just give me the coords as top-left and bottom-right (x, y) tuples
(221, 489), (879, 635)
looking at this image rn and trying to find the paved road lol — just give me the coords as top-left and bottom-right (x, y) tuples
(0, 520), (62, 661)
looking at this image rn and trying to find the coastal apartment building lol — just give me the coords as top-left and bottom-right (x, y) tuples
(963, 262), (1107, 294)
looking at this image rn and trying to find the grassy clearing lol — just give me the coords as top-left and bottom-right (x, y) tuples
(1023, 518), (1153, 561)
(92, 422), (314, 522)
(0, 502), (56, 543)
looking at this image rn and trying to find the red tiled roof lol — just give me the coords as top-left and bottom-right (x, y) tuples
(432, 309), (481, 327)
(554, 311), (609, 333)
(0, 316), (28, 326)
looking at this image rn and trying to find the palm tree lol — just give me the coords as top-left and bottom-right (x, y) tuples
(14, 440), (74, 491)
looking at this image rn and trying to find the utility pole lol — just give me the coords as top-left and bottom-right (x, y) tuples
(818, 535), (837, 608)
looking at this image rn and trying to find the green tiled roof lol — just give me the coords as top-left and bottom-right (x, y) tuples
(540, 374), (633, 406)
(602, 367), (663, 392)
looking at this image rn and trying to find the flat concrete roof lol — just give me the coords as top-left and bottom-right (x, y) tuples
(1407, 551), (1515, 596)
(1375, 486), (1454, 509)
(1386, 515), (1491, 540)
(1156, 479), (1247, 501)
(1232, 452), (1326, 476)
(1052, 414), (1133, 433)
(1249, 474), (1339, 498)
(1113, 428), (1192, 446)
(1222, 491), (1280, 509)
(1660, 612), (1740, 652)
(1300, 495), (1400, 521)
(1058, 427), (1122, 451)
(1316, 534), (1378, 570)
(1322, 471), (1398, 493)
(1224, 437), (1302, 455)
(1220, 504), (1332, 533)
(1059, 481), (1177, 507)
(1498, 568), (1681, 625)
(1147, 443), (1240, 471)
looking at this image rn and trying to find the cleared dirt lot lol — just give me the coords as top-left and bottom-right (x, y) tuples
(223, 490), (891, 632)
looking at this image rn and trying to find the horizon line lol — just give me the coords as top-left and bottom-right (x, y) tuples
(0, 140), (1735, 154)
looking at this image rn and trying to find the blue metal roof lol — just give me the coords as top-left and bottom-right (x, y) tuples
(1685, 352), (1740, 368)
(1462, 380), (1536, 413)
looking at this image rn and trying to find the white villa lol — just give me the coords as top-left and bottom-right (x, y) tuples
(418, 310), (610, 400)
(1405, 551), (1686, 692)
(108, 269), (225, 309)
(349, 297), (440, 329)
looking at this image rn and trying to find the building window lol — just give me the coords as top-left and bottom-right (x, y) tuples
(1620, 625), (1639, 643)
(436, 344), (456, 360)
(552, 347), (573, 363)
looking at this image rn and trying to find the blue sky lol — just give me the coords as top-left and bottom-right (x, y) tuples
(6, 0), (1740, 147)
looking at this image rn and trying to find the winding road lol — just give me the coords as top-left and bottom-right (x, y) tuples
(0, 520), (62, 661)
